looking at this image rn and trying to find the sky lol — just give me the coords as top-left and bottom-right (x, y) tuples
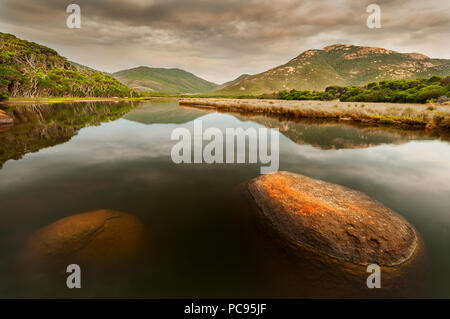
(0, 0), (449, 84)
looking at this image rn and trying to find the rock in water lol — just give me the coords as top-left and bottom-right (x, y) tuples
(247, 171), (419, 266)
(20, 210), (148, 269)
(0, 110), (13, 125)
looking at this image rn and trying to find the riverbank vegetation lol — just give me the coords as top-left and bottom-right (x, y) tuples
(193, 76), (450, 103)
(276, 76), (450, 104)
(179, 98), (450, 130)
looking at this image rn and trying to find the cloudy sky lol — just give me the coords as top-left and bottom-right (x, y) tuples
(0, 0), (449, 83)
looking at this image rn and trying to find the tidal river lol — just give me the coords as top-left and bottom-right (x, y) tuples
(0, 101), (449, 298)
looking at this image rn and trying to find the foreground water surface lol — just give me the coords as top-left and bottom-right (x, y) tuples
(0, 101), (449, 298)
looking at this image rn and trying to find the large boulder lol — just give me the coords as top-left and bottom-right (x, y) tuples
(247, 171), (419, 266)
(20, 209), (148, 269)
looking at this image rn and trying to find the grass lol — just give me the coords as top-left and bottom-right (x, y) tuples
(179, 98), (450, 130)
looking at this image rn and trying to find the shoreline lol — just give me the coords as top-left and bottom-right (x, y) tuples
(179, 98), (450, 130)
(0, 96), (179, 106)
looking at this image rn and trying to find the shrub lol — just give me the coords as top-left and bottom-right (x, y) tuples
(276, 76), (450, 104)
(441, 76), (450, 86)
(417, 85), (446, 103)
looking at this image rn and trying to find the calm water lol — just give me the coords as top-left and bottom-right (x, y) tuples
(0, 101), (449, 298)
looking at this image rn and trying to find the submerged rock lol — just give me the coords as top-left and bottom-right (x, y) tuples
(247, 171), (419, 266)
(0, 110), (13, 125)
(20, 210), (148, 269)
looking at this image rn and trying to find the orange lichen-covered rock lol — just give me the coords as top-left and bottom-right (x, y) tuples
(20, 210), (148, 268)
(247, 171), (419, 266)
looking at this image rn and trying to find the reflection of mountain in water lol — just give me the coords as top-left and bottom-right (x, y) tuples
(0, 102), (136, 168)
(124, 102), (208, 125)
(234, 113), (448, 150)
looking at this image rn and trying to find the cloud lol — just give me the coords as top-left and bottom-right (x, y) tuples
(0, 0), (448, 83)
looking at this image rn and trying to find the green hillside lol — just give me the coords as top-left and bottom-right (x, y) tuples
(214, 44), (450, 96)
(113, 66), (218, 94)
(0, 32), (133, 99)
(216, 74), (252, 90)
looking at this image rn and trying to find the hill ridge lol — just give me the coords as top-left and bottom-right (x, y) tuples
(113, 66), (218, 94)
(0, 32), (133, 98)
(214, 44), (450, 95)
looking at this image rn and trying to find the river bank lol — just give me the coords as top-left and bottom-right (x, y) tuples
(179, 98), (450, 130)
(0, 96), (178, 106)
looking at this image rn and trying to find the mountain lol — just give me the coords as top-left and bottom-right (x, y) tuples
(113, 66), (218, 94)
(0, 32), (133, 98)
(217, 74), (252, 90)
(214, 44), (450, 95)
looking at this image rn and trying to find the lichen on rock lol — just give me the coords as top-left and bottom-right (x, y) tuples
(247, 171), (420, 266)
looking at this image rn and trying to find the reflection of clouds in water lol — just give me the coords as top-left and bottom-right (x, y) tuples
(0, 114), (257, 188)
(282, 140), (450, 196)
(71, 113), (261, 162)
(1, 108), (450, 298)
(1, 113), (450, 200)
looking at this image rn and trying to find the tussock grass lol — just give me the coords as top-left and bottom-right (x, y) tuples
(179, 98), (450, 130)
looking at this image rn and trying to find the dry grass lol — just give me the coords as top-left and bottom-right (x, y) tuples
(179, 98), (450, 130)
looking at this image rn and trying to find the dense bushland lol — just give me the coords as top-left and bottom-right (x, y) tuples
(277, 76), (450, 104)
(0, 32), (134, 99)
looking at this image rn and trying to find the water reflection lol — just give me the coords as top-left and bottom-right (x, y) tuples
(124, 101), (208, 125)
(241, 115), (445, 149)
(183, 106), (450, 150)
(0, 102), (136, 168)
(0, 101), (449, 298)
